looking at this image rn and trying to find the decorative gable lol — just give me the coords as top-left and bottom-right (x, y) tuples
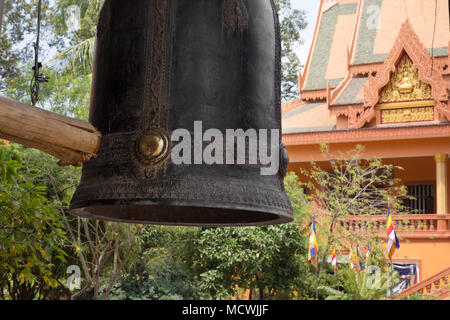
(376, 54), (436, 124)
(379, 55), (433, 104)
(344, 20), (450, 129)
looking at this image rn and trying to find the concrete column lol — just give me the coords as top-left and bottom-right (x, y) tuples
(435, 154), (448, 230)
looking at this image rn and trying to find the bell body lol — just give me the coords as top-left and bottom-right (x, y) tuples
(69, 0), (293, 226)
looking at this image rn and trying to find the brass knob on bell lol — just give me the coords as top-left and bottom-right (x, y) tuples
(135, 128), (169, 164)
(138, 134), (165, 158)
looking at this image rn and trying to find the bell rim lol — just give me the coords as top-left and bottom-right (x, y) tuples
(69, 198), (294, 227)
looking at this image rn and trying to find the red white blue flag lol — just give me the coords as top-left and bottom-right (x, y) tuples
(331, 248), (337, 270)
(308, 216), (319, 268)
(387, 201), (400, 259)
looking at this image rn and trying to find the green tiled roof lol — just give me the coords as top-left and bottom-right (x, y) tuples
(333, 77), (367, 105)
(282, 102), (324, 120)
(303, 3), (358, 91)
(352, 0), (385, 65)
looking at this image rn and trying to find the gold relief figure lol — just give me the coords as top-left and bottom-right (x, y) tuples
(397, 71), (413, 93)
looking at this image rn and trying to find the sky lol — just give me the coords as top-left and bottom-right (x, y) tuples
(290, 0), (321, 68)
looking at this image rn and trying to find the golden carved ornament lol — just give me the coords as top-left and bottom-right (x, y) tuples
(381, 107), (434, 124)
(379, 55), (433, 103)
(361, 21), (449, 129)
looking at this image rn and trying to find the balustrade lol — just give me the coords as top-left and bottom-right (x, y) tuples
(338, 214), (450, 237)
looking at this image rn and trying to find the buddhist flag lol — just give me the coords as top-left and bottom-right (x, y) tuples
(386, 201), (400, 259)
(348, 244), (356, 271)
(331, 248), (337, 270)
(308, 216), (319, 268)
(356, 244), (364, 271)
(366, 244), (371, 259)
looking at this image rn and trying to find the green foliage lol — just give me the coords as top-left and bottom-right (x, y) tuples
(284, 171), (311, 219)
(102, 225), (201, 300)
(50, 0), (102, 45)
(105, 255), (201, 300)
(18, 147), (80, 203)
(274, 0), (307, 101)
(0, 0), (49, 89)
(0, 143), (69, 300)
(194, 223), (308, 300)
(62, 217), (146, 300)
(293, 145), (411, 299)
(2, 0), (94, 119)
(49, 38), (95, 77)
(319, 267), (400, 300)
(303, 145), (408, 218)
(48, 0), (102, 76)
(300, 145), (409, 260)
(5, 64), (92, 121)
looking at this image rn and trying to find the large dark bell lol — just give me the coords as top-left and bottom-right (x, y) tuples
(69, 0), (293, 226)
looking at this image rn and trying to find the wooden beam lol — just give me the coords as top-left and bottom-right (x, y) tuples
(0, 96), (101, 167)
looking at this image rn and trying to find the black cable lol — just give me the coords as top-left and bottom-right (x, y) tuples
(30, 0), (49, 106)
(431, 0), (437, 74)
(403, 0), (409, 22)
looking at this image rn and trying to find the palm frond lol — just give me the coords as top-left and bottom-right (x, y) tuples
(47, 37), (95, 75)
(318, 286), (349, 300)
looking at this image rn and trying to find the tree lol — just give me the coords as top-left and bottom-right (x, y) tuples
(62, 216), (144, 300)
(3, 142), (143, 301)
(48, 0), (100, 76)
(105, 257), (201, 300)
(104, 227), (202, 300)
(274, 0), (307, 101)
(0, 0), (61, 93)
(299, 144), (409, 299)
(194, 225), (306, 300)
(0, 143), (69, 300)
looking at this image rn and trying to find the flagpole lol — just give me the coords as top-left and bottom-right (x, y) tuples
(389, 258), (394, 300)
(386, 198), (399, 299)
(315, 264), (319, 300)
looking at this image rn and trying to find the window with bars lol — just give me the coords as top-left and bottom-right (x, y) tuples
(406, 184), (434, 214)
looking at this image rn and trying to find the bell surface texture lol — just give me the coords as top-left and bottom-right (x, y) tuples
(69, 0), (293, 226)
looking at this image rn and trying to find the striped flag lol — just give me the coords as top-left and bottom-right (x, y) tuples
(308, 216), (319, 268)
(387, 201), (400, 259)
(348, 244), (356, 271)
(366, 244), (371, 259)
(356, 244), (364, 271)
(331, 248), (337, 270)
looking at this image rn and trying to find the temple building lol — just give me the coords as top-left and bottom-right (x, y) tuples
(282, 0), (450, 298)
